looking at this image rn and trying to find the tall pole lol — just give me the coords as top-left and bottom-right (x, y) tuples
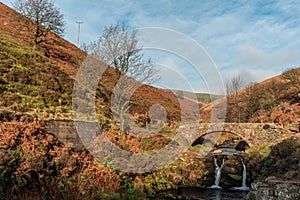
(75, 21), (83, 46)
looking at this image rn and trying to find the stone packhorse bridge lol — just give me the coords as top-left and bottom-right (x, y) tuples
(185, 123), (288, 146)
(193, 123), (287, 147)
(45, 120), (288, 149)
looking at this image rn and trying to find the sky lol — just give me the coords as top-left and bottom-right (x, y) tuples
(2, 0), (300, 94)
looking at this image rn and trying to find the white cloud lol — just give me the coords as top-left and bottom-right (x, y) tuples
(3, 0), (300, 93)
(238, 45), (300, 70)
(221, 68), (279, 87)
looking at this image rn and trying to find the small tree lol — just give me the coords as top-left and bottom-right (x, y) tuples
(90, 23), (159, 131)
(13, 0), (65, 48)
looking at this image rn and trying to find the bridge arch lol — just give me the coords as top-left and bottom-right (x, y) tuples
(192, 130), (251, 148)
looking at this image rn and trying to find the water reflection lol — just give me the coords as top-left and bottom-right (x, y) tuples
(157, 187), (249, 200)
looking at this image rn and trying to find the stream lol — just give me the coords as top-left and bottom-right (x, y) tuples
(155, 156), (250, 199)
(156, 187), (249, 200)
(156, 148), (251, 199)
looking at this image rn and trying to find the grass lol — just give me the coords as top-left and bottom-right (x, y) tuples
(0, 28), (75, 119)
(174, 90), (223, 104)
(228, 174), (242, 181)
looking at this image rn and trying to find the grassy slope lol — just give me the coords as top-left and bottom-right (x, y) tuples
(0, 2), (87, 120)
(247, 135), (300, 181)
(201, 68), (300, 125)
(0, 28), (74, 119)
(173, 90), (223, 104)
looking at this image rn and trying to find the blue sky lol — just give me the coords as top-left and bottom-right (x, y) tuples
(2, 0), (300, 94)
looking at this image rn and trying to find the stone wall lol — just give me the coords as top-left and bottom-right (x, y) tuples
(45, 120), (99, 149)
(222, 123), (286, 146)
(247, 179), (300, 200)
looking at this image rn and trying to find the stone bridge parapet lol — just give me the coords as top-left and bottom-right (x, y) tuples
(45, 120), (289, 149)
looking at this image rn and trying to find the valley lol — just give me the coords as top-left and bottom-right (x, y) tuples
(0, 2), (300, 199)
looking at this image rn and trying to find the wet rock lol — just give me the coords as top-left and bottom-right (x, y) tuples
(222, 173), (242, 188)
(213, 149), (222, 154)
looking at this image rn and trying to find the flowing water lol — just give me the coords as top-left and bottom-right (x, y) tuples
(208, 157), (225, 189)
(156, 157), (249, 199)
(231, 157), (250, 191)
(156, 156), (250, 199)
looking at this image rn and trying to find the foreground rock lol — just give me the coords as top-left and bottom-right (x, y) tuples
(247, 179), (300, 200)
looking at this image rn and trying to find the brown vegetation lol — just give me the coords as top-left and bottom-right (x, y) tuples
(202, 67), (300, 126)
(0, 121), (122, 199)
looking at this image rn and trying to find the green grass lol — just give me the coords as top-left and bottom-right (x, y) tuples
(0, 28), (73, 119)
(0, 28), (116, 123)
(228, 174), (242, 181)
(174, 90), (223, 104)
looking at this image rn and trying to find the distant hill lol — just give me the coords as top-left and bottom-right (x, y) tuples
(0, 2), (202, 127)
(201, 67), (300, 126)
(173, 90), (223, 104)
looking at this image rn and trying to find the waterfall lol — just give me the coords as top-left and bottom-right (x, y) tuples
(241, 158), (247, 188)
(209, 157), (225, 189)
(231, 157), (250, 191)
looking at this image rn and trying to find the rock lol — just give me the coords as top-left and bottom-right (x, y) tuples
(222, 173), (242, 188)
(289, 127), (298, 133)
(248, 179), (300, 200)
(263, 124), (271, 129)
(235, 141), (250, 151)
(213, 149), (222, 154)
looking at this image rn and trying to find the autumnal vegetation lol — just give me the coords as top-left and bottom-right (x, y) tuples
(225, 68), (300, 125)
(248, 135), (300, 181)
(0, 121), (123, 199)
(201, 67), (300, 127)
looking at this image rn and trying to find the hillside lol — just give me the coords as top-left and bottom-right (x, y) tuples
(0, 2), (85, 119)
(173, 90), (223, 104)
(0, 2), (204, 198)
(0, 2), (201, 126)
(201, 67), (300, 126)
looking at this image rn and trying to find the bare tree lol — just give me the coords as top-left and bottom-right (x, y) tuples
(90, 23), (160, 131)
(13, 0), (65, 49)
(243, 82), (260, 121)
(225, 74), (243, 122)
(225, 74), (243, 97)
